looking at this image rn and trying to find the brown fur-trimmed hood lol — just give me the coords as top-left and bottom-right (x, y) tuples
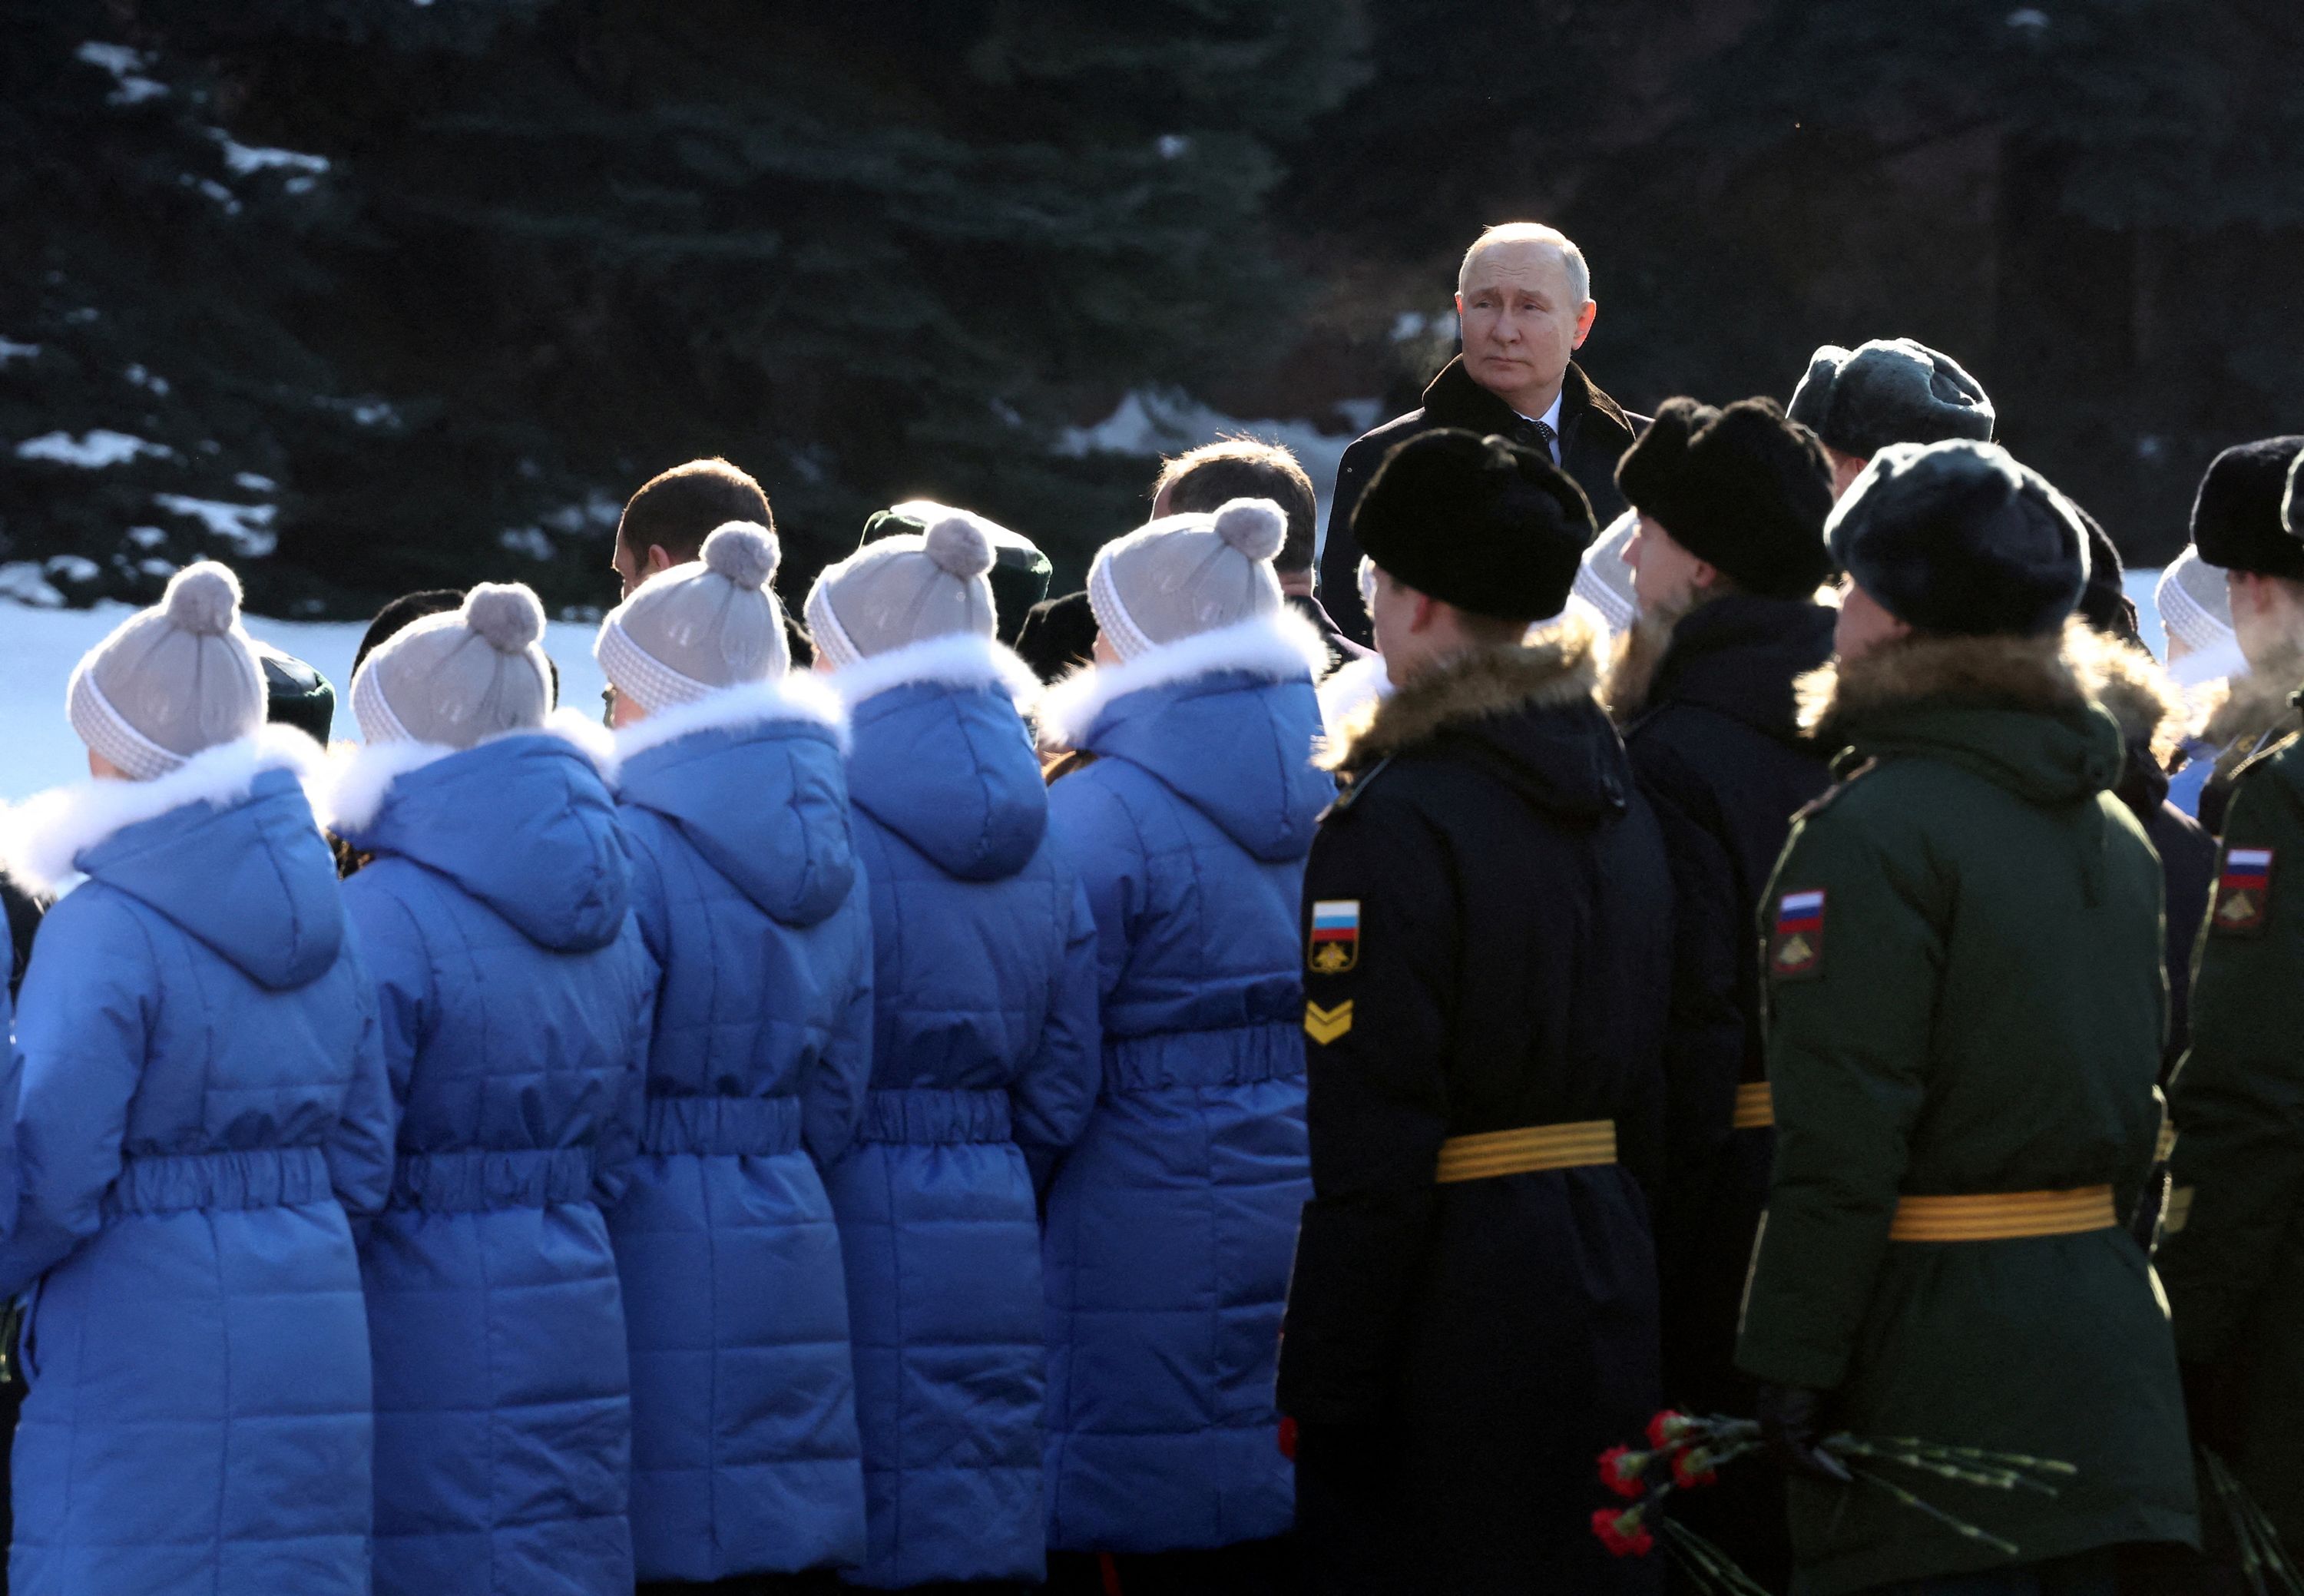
(1329, 615), (1601, 776)
(1796, 627), (2086, 743)
(2065, 624), (2184, 765)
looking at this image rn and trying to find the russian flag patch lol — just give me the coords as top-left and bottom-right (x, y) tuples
(1309, 899), (1360, 974)
(1770, 889), (1826, 980)
(2213, 846), (2275, 937)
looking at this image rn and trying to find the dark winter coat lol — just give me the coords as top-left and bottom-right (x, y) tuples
(0, 731), (392, 1596)
(1286, 591), (1372, 679)
(1319, 357), (1645, 645)
(826, 636), (1101, 1587)
(2160, 722), (2304, 1550)
(1737, 631), (2196, 1596)
(607, 683), (876, 1583)
(1616, 594), (1833, 1587)
(329, 730), (658, 1596)
(1278, 623), (1672, 1596)
(1038, 609), (1332, 1556)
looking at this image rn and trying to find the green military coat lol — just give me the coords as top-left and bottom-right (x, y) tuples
(2161, 727), (2304, 1548)
(1736, 631), (2196, 1595)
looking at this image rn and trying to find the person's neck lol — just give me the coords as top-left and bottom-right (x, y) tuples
(1276, 569), (1314, 599)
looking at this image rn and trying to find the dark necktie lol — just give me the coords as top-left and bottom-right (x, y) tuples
(1515, 416), (1558, 460)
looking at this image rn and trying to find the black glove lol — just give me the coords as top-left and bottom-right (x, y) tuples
(1755, 1382), (1853, 1485)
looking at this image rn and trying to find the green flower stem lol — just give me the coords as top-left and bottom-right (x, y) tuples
(1658, 1517), (1779, 1596)
(1846, 1465), (2021, 1558)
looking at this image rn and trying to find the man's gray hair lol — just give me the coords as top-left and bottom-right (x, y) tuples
(1458, 223), (1591, 306)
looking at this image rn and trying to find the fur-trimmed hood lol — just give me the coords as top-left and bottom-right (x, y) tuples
(2065, 624), (2184, 766)
(1796, 624), (2125, 805)
(1328, 616), (1632, 823)
(613, 678), (858, 928)
(0, 724), (344, 989)
(319, 717), (631, 953)
(1038, 607), (1331, 863)
(846, 634), (1051, 884)
(829, 631), (1038, 714)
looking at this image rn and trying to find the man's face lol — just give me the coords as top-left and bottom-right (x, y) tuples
(2226, 570), (2304, 673)
(1455, 243), (1596, 412)
(1833, 580), (1911, 662)
(1624, 514), (1712, 618)
(611, 536), (676, 600)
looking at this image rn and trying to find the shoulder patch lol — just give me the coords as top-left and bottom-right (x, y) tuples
(1793, 757), (1879, 824)
(2211, 845), (2275, 937)
(1304, 1000), (1353, 1045)
(1309, 899), (1360, 973)
(1768, 888), (1826, 981)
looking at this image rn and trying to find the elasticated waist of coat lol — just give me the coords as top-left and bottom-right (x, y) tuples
(859, 1087), (1012, 1144)
(1104, 1021), (1306, 1093)
(105, 1145), (333, 1216)
(390, 1146), (595, 1211)
(641, 1094), (803, 1157)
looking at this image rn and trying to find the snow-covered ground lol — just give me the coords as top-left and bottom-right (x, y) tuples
(0, 604), (610, 800)
(0, 571), (2172, 800)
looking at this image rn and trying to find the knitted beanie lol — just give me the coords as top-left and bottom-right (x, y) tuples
(353, 582), (551, 747)
(1086, 498), (1286, 661)
(859, 501), (1051, 647)
(1827, 440), (2087, 637)
(2156, 547), (2235, 655)
(597, 522), (790, 711)
(1788, 338), (1997, 459)
(68, 561), (266, 780)
(1352, 429), (1594, 621)
(2192, 436), (2304, 581)
(1614, 396), (1835, 598)
(807, 512), (998, 667)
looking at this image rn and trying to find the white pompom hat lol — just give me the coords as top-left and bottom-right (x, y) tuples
(1086, 497), (1286, 661)
(806, 511), (998, 668)
(68, 561), (266, 779)
(352, 582), (551, 747)
(597, 521), (790, 711)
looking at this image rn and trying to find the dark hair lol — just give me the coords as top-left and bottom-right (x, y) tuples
(355, 588), (464, 677)
(617, 458), (773, 567)
(1155, 439), (1317, 574)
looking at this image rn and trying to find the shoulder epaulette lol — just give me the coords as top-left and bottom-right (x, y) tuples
(1792, 756), (1879, 824)
(2232, 730), (2301, 786)
(1322, 755), (1395, 820)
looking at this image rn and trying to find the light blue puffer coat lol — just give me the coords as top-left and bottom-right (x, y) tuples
(330, 730), (656, 1596)
(1035, 611), (1332, 1555)
(0, 730), (391, 1596)
(606, 681), (876, 1582)
(825, 637), (1101, 1588)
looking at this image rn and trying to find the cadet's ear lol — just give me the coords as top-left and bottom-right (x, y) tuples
(1412, 591), (1445, 634)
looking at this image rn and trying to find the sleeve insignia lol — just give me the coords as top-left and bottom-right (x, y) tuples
(2212, 846), (2274, 937)
(1309, 899), (1360, 973)
(1769, 889), (1826, 981)
(1304, 1000), (1354, 1045)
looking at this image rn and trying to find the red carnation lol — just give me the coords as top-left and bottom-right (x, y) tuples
(1671, 1447), (1720, 1490)
(1647, 1409), (1694, 1451)
(1596, 1444), (1649, 1499)
(1276, 1416), (1298, 1461)
(1591, 1505), (1655, 1558)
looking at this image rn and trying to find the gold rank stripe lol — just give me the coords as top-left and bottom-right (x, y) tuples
(1732, 1081), (1774, 1131)
(2163, 1185), (2195, 1236)
(1433, 1120), (1616, 1184)
(1888, 1185), (2117, 1243)
(1303, 1001), (1353, 1045)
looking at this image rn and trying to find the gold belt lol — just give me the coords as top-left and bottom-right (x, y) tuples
(1433, 1120), (1616, 1184)
(1733, 1081), (1774, 1131)
(1887, 1185), (2117, 1243)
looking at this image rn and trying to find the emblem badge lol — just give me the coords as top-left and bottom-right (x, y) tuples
(2213, 847), (2274, 937)
(1309, 899), (1361, 974)
(1304, 1000), (1354, 1045)
(1770, 889), (1826, 981)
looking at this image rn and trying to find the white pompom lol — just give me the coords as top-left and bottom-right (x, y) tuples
(462, 582), (545, 653)
(925, 514), (995, 578)
(1213, 498), (1286, 563)
(702, 521), (781, 590)
(163, 561), (243, 636)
